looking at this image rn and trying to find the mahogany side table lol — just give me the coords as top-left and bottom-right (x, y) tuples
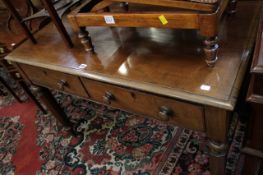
(5, 2), (263, 175)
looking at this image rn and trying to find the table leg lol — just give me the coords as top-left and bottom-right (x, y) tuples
(79, 27), (94, 52)
(19, 81), (47, 114)
(41, 0), (74, 48)
(14, 63), (75, 133)
(204, 36), (219, 67)
(205, 106), (230, 175)
(35, 86), (73, 128)
(199, 13), (219, 67)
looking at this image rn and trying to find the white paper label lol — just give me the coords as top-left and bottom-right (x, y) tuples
(200, 84), (211, 91)
(104, 16), (115, 24)
(78, 64), (87, 69)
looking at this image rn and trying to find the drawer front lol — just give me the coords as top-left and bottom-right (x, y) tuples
(20, 64), (87, 97)
(81, 78), (205, 131)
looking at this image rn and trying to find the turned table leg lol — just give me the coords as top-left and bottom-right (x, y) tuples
(205, 106), (230, 175)
(200, 13), (219, 67)
(79, 27), (94, 52)
(204, 37), (219, 67)
(204, 36), (219, 67)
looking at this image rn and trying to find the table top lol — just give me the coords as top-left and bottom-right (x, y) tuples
(6, 1), (263, 110)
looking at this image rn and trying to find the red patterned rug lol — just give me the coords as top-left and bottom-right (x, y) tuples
(0, 116), (23, 175)
(35, 92), (245, 175)
(0, 101), (42, 175)
(0, 67), (28, 107)
(0, 84), (245, 175)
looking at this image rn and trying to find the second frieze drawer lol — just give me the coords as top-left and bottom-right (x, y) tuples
(81, 78), (205, 131)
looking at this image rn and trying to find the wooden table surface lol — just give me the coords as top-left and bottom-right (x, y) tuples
(6, 1), (263, 110)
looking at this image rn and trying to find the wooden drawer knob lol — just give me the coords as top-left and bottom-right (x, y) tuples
(103, 91), (115, 104)
(57, 79), (68, 90)
(158, 106), (173, 121)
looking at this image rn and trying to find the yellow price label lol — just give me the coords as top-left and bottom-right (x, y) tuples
(159, 15), (168, 25)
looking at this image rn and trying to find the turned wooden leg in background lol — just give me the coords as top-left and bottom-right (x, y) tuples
(104, 6), (110, 12)
(204, 37), (219, 67)
(205, 106), (229, 175)
(79, 27), (94, 52)
(122, 2), (129, 11)
(228, 0), (238, 15)
(41, 0), (74, 48)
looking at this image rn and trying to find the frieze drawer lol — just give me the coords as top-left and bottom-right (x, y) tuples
(81, 78), (205, 131)
(20, 64), (87, 98)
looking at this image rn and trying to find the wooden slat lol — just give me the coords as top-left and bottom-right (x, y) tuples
(76, 12), (199, 29)
(106, 0), (215, 12)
